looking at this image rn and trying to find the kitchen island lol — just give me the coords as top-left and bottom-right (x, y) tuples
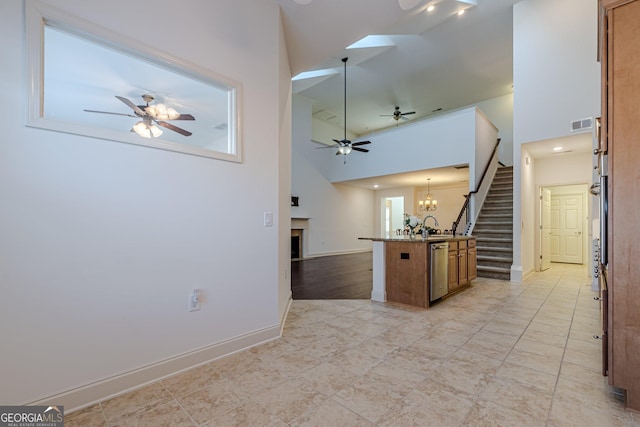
(359, 235), (476, 308)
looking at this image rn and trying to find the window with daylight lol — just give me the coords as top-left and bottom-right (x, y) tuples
(26, 1), (242, 162)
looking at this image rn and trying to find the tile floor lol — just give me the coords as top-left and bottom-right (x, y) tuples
(67, 264), (640, 426)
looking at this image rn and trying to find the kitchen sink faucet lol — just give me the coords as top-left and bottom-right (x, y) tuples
(423, 215), (439, 227)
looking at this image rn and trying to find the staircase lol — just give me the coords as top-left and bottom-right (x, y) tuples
(474, 166), (513, 280)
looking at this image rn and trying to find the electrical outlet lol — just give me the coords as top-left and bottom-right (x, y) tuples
(188, 289), (201, 312)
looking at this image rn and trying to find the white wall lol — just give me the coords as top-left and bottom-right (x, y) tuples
(476, 94), (513, 166)
(277, 14), (293, 324)
(513, 0), (600, 144)
(291, 95), (374, 256)
(512, 0), (599, 281)
(0, 0), (288, 409)
(319, 108), (483, 186)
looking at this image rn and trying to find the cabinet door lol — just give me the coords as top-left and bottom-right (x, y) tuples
(448, 250), (458, 292)
(385, 242), (428, 307)
(458, 249), (468, 285)
(468, 247), (477, 281)
(602, 0), (640, 411)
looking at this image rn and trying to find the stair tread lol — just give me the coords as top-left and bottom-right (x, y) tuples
(477, 266), (511, 273)
(477, 255), (513, 262)
(476, 245), (512, 250)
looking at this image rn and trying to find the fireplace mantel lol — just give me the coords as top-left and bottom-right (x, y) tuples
(291, 218), (309, 229)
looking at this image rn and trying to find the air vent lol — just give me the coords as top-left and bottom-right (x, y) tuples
(570, 117), (593, 132)
(313, 109), (337, 122)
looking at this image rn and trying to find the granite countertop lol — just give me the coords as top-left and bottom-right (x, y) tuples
(359, 235), (474, 243)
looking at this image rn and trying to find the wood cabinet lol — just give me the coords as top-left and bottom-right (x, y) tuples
(600, 0), (640, 412)
(385, 241), (428, 308)
(458, 240), (468, 286)
(468, 239), (477, 281)
(447, 239), (475, 293)
(448, 242), (459, 292)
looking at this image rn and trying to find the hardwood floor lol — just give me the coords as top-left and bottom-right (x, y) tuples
(291, 252), (373, 299)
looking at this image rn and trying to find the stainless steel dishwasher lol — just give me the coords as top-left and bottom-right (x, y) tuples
(430, 242), (449, 301)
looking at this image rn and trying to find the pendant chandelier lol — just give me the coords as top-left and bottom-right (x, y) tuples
(418, 178), (438, 211)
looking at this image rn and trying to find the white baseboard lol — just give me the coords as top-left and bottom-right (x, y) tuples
(303, 248), (372, 259)
(510, 265), (523, 282)
(371, 289), (386, 302)
(280, 293), (293, 335)
(32, 324), (281, 413)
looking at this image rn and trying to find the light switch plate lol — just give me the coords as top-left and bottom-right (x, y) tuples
(264, 212), (273, 227)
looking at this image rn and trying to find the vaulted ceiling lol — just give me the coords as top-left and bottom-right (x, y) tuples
(276, 0), (521, 137)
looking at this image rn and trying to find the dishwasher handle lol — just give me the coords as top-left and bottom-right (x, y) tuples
(431, 243), (449, 250)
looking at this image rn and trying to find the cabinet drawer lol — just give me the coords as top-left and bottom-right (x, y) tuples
(448, 241), (458, 251)
(458, 240), (467, 249)
(467, 239), (476, 248)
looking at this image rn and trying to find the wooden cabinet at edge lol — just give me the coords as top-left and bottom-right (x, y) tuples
(600, 0), (640, 412)
(448, 240), (476, 294)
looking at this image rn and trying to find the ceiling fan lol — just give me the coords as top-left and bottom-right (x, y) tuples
(317, 57), (371, 164)
(381, 106), (416, 123)
(84, 94), (195, 138)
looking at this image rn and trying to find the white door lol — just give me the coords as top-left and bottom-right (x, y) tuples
(550, 193), (584, 264)
(541, 188), (551, 270)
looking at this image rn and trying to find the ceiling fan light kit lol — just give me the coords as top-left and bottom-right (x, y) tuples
(145, 104), (180, 121)
(84, 94), (195, 139)
(381, 106), (416, 123)
(133, 121), (163, 138)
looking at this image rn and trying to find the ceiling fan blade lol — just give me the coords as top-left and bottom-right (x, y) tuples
(115, 96), (147, 116)
(352, 147), (369, 153)
(155, 120), (192, 136)
(352, 140), (371, 146)
(174, 114), (195, 121)
(402, 111), (416, 115)
(83, 109), (137, 118)
(315, 145), (337, 149)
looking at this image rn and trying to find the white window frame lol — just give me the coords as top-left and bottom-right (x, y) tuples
(25, 1), (242, 162)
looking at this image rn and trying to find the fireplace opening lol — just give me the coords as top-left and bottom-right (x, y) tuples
(291, 229), (302, 260)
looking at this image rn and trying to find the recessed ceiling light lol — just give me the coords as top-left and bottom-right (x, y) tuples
(427, 5), (435, 12)
(457, 9), (465, 16)
(373, 184), (379, 188)
(553, 146), (564, 151)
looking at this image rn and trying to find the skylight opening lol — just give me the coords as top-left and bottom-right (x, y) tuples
(347, 35), (395, 50)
